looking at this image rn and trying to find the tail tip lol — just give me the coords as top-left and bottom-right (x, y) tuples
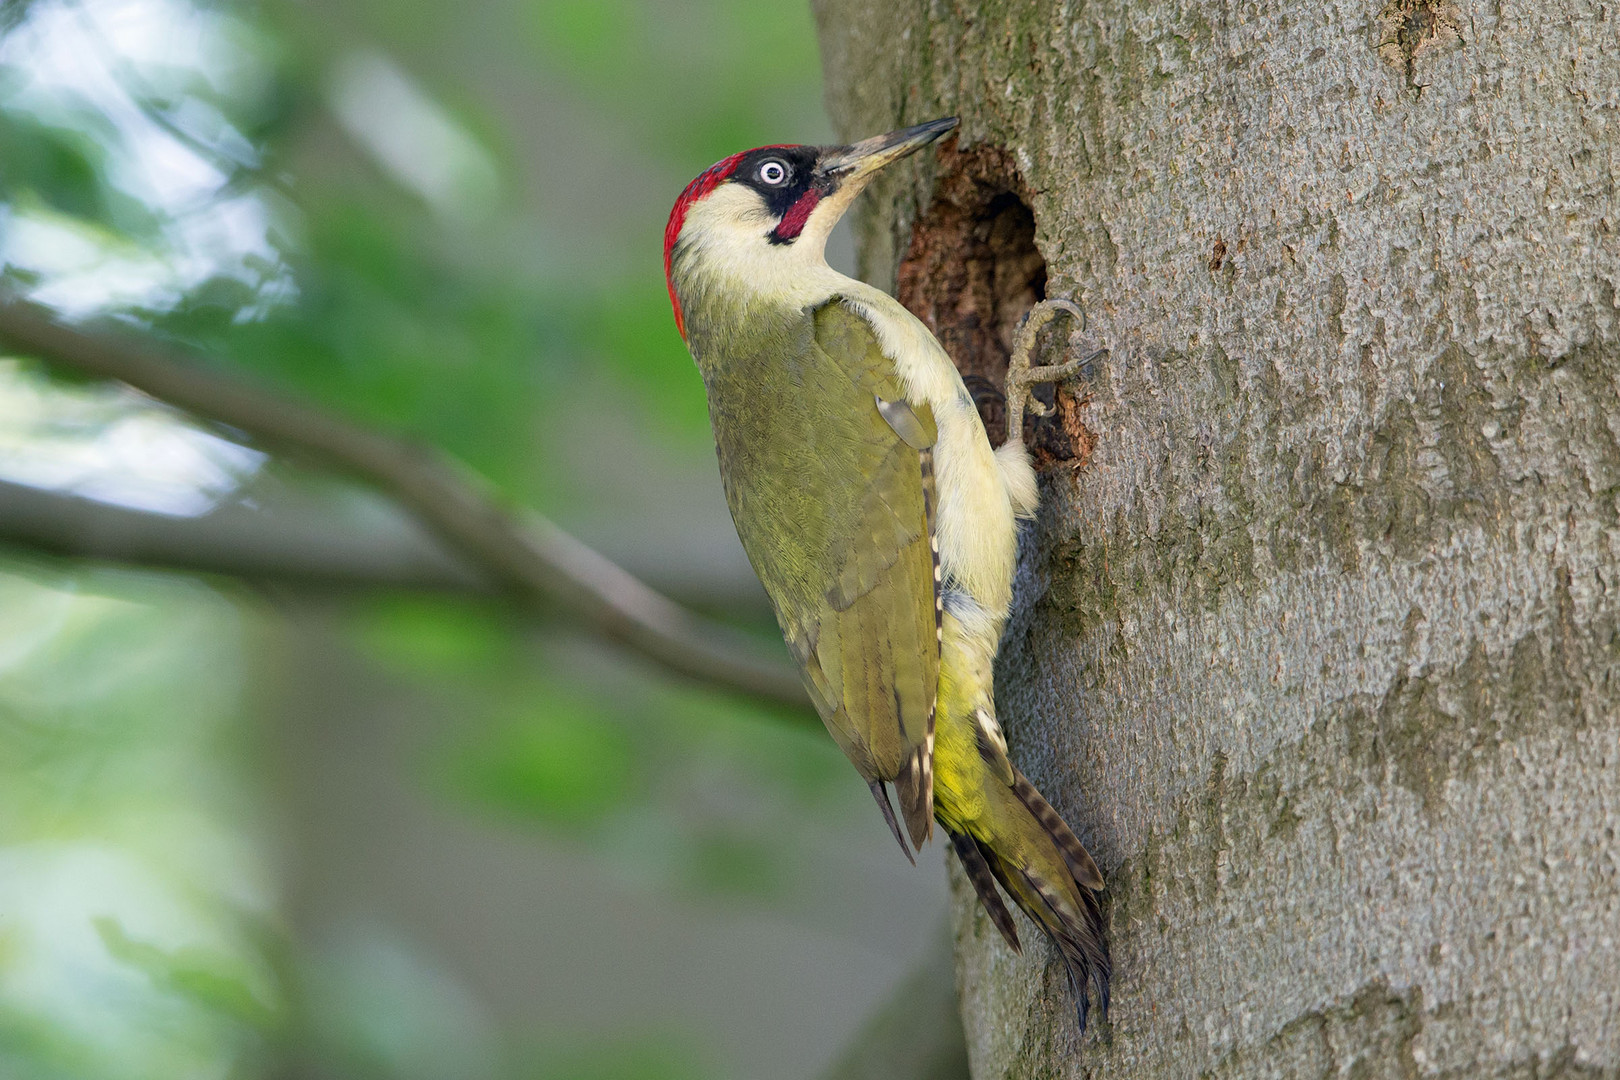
(868, 780), (915, 865)
(1063, 949), (1111, 1039)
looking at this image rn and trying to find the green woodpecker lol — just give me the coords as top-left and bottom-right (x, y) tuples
(665, 117), (1109, 1029)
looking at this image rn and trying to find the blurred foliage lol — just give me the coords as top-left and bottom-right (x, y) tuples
(296, 927), (505, 1080)
(0, 111), (143, 231)
(353, 594), (850, 898)
(0, 0), (882, 1075)
(0, 561), (277, 1080)
(451, 692), (640, 829)
(148, 0), (829, 500)
(93, 917), (279, 1031)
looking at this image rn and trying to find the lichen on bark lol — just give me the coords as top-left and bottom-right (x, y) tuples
(813, 0), (1620, 1076)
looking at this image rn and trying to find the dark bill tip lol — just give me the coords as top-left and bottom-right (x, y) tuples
(879, 116), (960, 149)
(820, 116), (959, 179)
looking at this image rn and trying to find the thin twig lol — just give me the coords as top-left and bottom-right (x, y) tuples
(0, 298), (808, 708)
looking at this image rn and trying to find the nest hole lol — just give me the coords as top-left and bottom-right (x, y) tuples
(897, 143), (1087, 468)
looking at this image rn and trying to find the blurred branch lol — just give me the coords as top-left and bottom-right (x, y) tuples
(0, 477), (776, 612)
(0, 297), (809, 708)
(0, 476), (491, 593)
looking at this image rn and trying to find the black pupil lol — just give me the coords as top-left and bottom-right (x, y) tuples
(763, 163), (785, 182)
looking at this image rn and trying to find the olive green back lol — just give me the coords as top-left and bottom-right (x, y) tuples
(695, 297), (939, 783)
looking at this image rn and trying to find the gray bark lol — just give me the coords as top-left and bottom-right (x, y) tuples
(814, 1), (1620, 1077)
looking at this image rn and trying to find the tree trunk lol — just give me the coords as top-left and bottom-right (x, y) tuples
(813, 1), (1620, 1076)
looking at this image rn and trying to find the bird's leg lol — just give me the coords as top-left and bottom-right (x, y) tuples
(1002, 298), (1106, 449)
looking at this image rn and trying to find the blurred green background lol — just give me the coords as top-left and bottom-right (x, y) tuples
(0, 0), (950, 1077)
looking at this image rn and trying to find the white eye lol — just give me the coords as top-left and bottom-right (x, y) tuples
(759, 160), (788, 185)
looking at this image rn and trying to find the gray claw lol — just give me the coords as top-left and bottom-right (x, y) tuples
(1003, 299), (1094, 448)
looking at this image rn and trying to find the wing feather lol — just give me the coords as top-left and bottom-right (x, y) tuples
(705, 297), (940, 838)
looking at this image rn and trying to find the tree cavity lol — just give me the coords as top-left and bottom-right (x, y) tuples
(897, 144), (1087, 468)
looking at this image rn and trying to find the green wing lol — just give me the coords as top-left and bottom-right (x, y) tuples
(703, 297), (940, 849)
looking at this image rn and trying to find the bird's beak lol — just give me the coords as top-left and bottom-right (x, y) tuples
(819, 117), (959, 186)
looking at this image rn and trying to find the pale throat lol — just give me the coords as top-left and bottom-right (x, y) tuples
(673, 185), (857, 312)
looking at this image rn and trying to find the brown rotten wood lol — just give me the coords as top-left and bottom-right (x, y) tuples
(0, 297), (808, 709)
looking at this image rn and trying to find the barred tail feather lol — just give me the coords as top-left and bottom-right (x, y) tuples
(1011, 770), (1104, 890)
(1024, 867), (1111, 1032)
(949, 775), (1110, 1034)
(948, 830), (1021, 953)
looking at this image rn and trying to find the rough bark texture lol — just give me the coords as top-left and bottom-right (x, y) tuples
(813, 1), (1620, 1077)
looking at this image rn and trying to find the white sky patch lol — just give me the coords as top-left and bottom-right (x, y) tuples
(0, 358), (264, 517)
(2, 203), (186, 315)
(1, 0), (229, 213)
(0, 0), (293, 314)
(327, 50), (500, 218)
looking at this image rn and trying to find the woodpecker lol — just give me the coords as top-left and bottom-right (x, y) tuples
(665, 117), (1109, 1029)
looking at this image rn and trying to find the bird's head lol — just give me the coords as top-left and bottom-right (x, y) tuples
(664, 117), (958, 338)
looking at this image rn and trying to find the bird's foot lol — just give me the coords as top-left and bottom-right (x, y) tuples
(1002, 298), (1106, 449)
